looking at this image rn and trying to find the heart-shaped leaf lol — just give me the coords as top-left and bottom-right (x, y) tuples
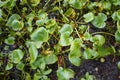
(92, 13), (107, 28)
(60, 24), (73, 34)
(30, 27), (48, 42)
(5, 63), (13, 70)
(69, 38), (83, 66)
(5, 36), (15, 45)
(16, 62), (24, 70)
(6, 14), (21, 26)
(57, 67), (75, 80)
(31, 55), (45, 70)
(9, 49), (24, 63)
(6, 14), (24, 31)
(59, 32), (73, 46)
(83, 48), (98, 59)
(83, 12), (94, 23)
(29, 43), (38, 64)
(46, 19), (56, 34)
(45, 53), (58, 64)
(69, 0), (87, 9)
(90, 35), (105, 46)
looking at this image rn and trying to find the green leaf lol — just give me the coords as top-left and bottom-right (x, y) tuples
(112, 10), (120, 21)
(90, 35), (105, 46)
(6, 14), (24, 31)
(118, 61), (120, 69)
(69, 38), (83, 66)
(0, 0), (9, 7)
(57, 67), (75, 80)
(29, 43), (38, 64)
(26, 40), (43, 49)
(11, 20), (24, 31)
(25, 73), (31, 80)
(26, 13), (35, 32)
(36, 12), (48, 26)
(69, 0), (87, 9)
(115, 30), (120, 42)
(30, 27), (48, 42)
(102, 1), (111, 10)
(0, 9), (2, 18)
(46, 19), (56, 34)
(31, 55), (45, 70)
(79, 25), (87, 33)
(30, 0), (41, 6)
(92, 13), (107, 28)
(5, 36), (15, 45)
(9, 49), (24, 63)
(83, 12), (94, 23)
(110, 0), (120, 6)
(84, 32), (91, 40)
(16, 62), (24, 70)
(86, 72), (94, 80)
(59, 32), (73, 46)
(45, 53), (58, 64)
(43, 69), (52, 75)
(60, 24), (73, 34)
(117, 21), (120, 33)
(64, 8), (74, 17)
(5, 63), (13, 70)
(116, 10), (120, 20)
(97, 46), (112, 57)
(6, 14), (21, 26)
(83, 48), (98, 59)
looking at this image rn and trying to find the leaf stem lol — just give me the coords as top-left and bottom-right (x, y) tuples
(75, 28), (81, 39)
(91, 32), (115, 37)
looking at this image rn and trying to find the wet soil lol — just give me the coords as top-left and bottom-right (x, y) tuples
(49, 55), (120, 80)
